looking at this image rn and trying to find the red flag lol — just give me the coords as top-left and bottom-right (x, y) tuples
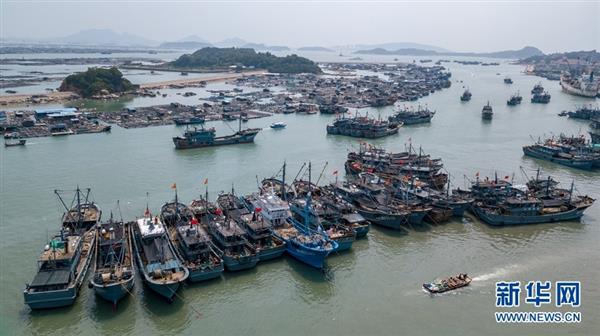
(190, 217), (199, 225)
(171, 183), (177, 189)
(504, 175), (510, 180)
(203, 178), (208, 185)
(144, 208), (150, 217)
(214, 208), (222, 216)
(332, 170), (338, 176)
(255, 207), (262, 213)
(475, 171), (480, 177)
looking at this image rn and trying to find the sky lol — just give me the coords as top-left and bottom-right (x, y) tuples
(1, 0), (599, 53)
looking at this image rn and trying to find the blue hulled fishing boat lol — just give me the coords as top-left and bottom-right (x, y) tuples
(251, 192), (337, 269)
(24, 188), (100, 309)
(24, 229), (95, 309)
(90, 216), (135, 307)
(131, 210), (189, 301)
(523, 144), (595, 170)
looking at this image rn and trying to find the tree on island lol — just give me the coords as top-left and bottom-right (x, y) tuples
(170, 47), (322, 74)
(59, 67), (138, 98)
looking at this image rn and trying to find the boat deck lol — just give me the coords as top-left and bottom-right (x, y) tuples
(39, 236), (80, 261)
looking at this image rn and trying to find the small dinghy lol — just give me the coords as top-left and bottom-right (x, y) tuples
(423, 273), (471, 293)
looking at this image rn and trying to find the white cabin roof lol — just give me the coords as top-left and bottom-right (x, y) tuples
(137, 216), (165, 237)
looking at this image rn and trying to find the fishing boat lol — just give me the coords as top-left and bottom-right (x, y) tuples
(504, 77), (513, 84)
(460, 89), (472, 102)
(567, 105), (600, 120)
(216, 190), (251, 220)
(472, 195), (594, 225)
(327, 114), (400, 139)
(388, 105), (435, 126)
(90, 216), (135, 307)
(423, 273), (471, 293)
(251, 192), (337, 269)
(482, 102), (493, 120)
(4, 138), (26, 147)
(270, 122), (287, 129)
(531, 92), (551, 104)
(506, 93), (523, 106)
(173, 117), (205, 125)
(173, 116), (261, 149)
(522, 144), (595, 170)
(531, 83), (544, 95)
(320, 186), (370, 238)
(24, 228), (95, 309)
(238, 208), (286, 261)
(205, 211), (260, 271)
(590, 118), (600, 145)
(57, 187), (102, 234)
(161, 196), (224, 282)
(131, 210), (189, 301)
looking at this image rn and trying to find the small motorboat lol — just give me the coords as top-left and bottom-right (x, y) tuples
(270, 122), (287, 129)
(423, 273), (471, 293)
(5, 139), (26, 147)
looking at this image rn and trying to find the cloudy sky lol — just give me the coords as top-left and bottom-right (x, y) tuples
(2, 0), (599, 52)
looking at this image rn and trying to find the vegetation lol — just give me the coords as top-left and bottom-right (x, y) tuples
(59, 67), (138, 97)
(170, 47), (322, 74)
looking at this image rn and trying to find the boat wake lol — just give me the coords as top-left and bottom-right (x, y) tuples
(471, 264), (523, 282)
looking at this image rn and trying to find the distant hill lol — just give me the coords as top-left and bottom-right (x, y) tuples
(170, 47), (322, 74)
(355, 46), (544, 59)
(215, 37), (248, 48)
(159, 41), (213, 49)
(54, 29), (157, 47)
(347, 42), (450, 53)
(355, 48), (436, 56)
(176, 35), (210, 43)
(297, 46), (335, 52)
(520, 50), (600, 63)
(242, 43), (290, 52)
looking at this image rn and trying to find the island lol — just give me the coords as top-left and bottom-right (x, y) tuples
(59, 67), (138, 98)
(170, 47), (322, 74)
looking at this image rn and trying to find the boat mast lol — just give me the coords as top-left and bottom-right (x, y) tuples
(282, 161), (286, 201)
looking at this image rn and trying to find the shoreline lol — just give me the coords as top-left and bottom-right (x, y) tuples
(0, 70), (266, 107)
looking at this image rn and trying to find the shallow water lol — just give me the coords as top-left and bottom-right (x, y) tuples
(1, 54), (599, 335)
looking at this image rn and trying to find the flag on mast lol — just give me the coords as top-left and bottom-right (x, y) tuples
(171, 183), (177, 189)
(203, 178), (208, 185)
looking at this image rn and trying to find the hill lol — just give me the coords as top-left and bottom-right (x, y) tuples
(159, 41), (212, 49)
(355, 46), (544, 59)
(298, 46), (335, 52)
(59, 67), (138, 97)
(170, 47), (322, 74)
(54, 29), (156, 46)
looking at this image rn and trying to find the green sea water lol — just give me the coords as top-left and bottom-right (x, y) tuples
(1, 55), (599, 335)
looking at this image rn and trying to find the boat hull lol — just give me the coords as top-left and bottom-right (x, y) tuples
(173, 130), (259, 149)
(353, 224), (370, 238)
(472, 206), (586, 226)
(24, 288), (77, 309)
(92, 278), (134, 305)
(357, 209), (406, 230)
(257, 244), (287, 261)
(189, 265), (224, 282)
(285, 241), (332, 269)
(223, 254), (260, 271)
(146, 281), (182, 301)
(523, 146), (594, 170)
(332, 236), (354, 252)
